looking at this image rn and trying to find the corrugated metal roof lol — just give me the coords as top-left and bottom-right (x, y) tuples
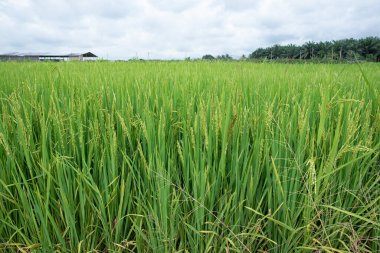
(0, 52), (97, 57)
(0, 52), (48, 56)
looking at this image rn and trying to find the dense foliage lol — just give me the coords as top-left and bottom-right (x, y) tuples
(0, 62), (379, 252)
(249, 37), (380, 62)
(202, 54), (233, 60)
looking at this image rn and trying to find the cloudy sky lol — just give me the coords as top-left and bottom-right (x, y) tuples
(0, 0), (379, 59)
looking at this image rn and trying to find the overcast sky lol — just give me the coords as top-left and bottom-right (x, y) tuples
(0, 0), (379, 59)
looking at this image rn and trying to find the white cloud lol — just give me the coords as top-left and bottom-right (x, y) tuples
(0, 0), (379, 59)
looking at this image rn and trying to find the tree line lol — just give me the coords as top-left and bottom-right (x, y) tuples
(200, 37), (380, 62)
(248, 37), (380, 62)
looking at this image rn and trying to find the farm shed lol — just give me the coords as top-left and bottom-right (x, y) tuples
(0, 52), (97, 61)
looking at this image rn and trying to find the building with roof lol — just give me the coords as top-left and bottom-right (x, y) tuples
(0, 52), (97, 61)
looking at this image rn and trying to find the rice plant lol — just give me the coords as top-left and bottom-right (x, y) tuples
(0, 61), (379, 252)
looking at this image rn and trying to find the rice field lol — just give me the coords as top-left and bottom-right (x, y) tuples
(0, 61), (379, 252)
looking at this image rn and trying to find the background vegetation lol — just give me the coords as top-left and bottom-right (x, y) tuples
(0, 61), (379, 252)
(200, 37), (380, 62)
(248, 37), (380, 62)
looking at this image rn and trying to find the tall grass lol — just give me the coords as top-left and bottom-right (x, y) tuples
(0, 61), (379, 252)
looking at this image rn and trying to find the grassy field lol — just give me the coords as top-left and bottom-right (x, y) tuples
(0, 61), (379, 252)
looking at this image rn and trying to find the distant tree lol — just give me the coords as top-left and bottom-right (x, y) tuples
(202, 54), (215, 60)
(282, 44), (300, 59)
(315, 41), (332, 59)
(358, 37), (380, 60)
(217, 54), (233, 60)
(302, 41), (317, 59)
(249, 48), (266, 59)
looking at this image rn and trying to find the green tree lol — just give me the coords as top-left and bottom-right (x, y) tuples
(202, 54), (215, 60)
